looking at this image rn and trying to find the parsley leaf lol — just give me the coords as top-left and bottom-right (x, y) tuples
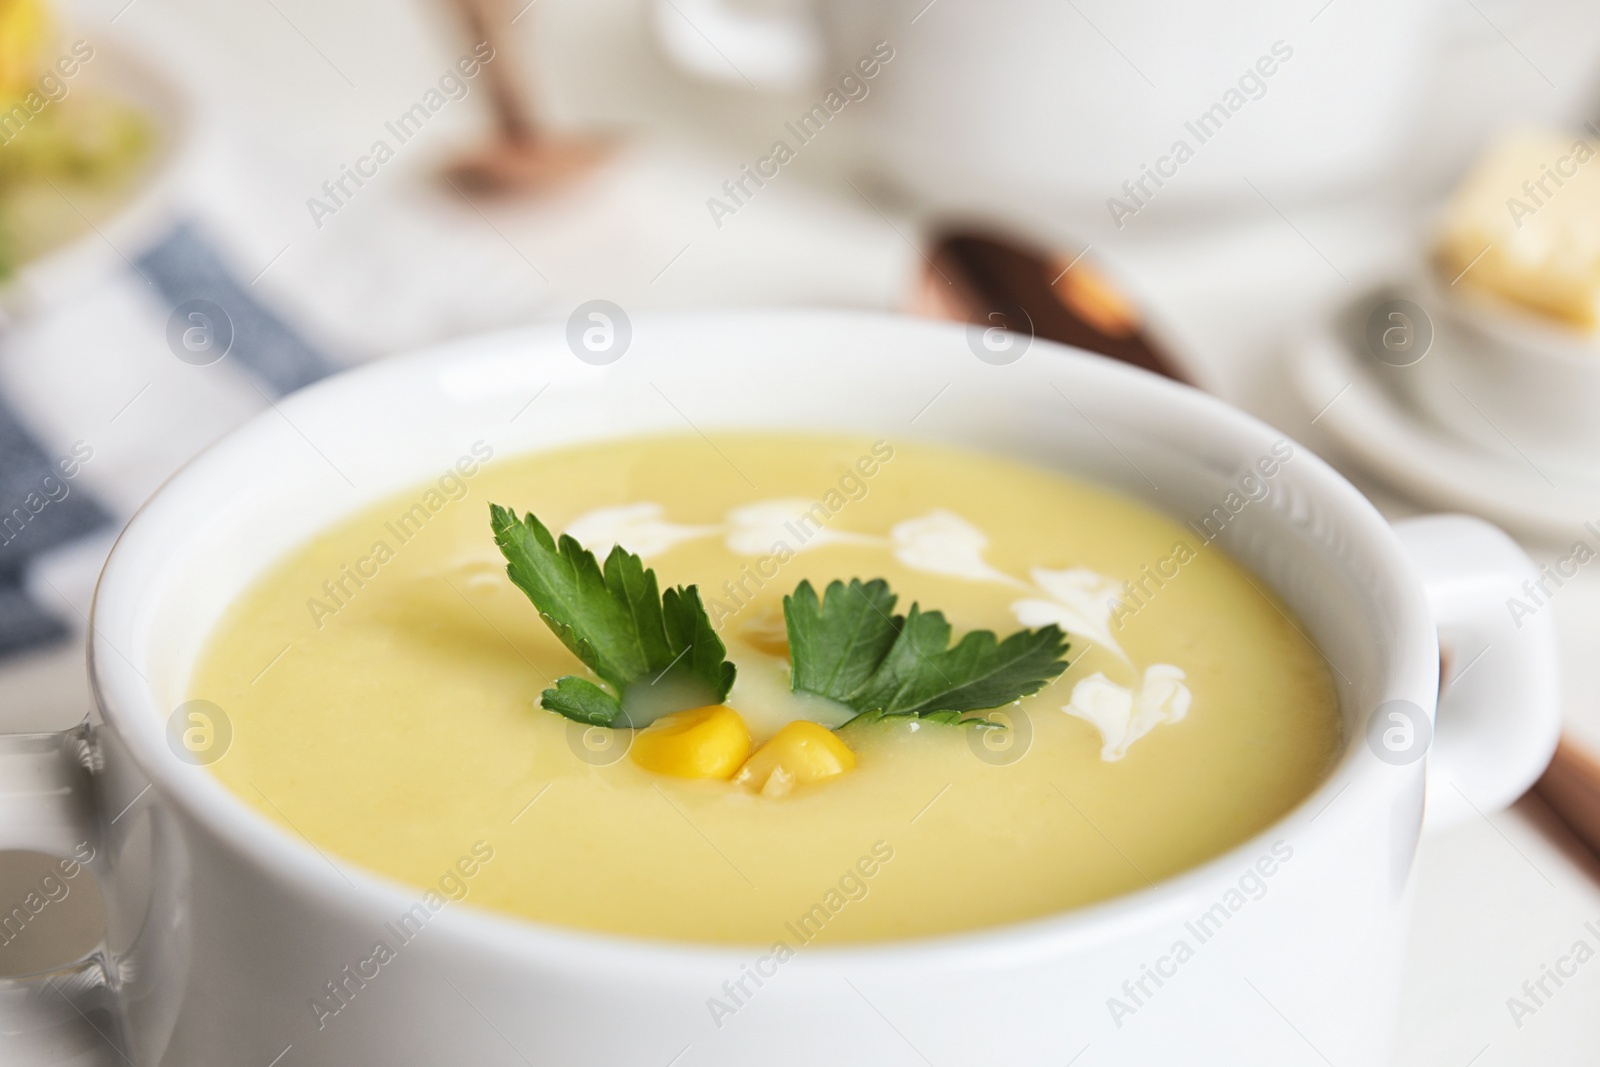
(784, 578), (901, 700)
(783, 578), (1070, 726)
(540, 676), (624, 726)
(490, 504), (735, 726)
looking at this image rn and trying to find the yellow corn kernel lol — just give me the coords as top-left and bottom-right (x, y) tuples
(630, 705), (752, 780)
(734, 720), (856, 794)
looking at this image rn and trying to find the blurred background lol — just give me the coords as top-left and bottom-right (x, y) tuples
(3, 0), (1600, 1061)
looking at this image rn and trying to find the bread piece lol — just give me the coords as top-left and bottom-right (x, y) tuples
(1436, 131), (1600, 330)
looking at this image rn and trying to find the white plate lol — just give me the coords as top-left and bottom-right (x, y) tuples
(1285, 296), (1600, 542)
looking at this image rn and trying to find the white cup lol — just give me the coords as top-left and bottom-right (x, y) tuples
(0, 311), (1560, 1065)
(1406, 271), (1600, 481)
(649, 0), (1446, 244)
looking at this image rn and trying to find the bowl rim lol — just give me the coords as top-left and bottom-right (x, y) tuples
(88, 308), (1438, 974)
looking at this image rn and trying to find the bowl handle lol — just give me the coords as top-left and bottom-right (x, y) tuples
(0, 723), (99, 857)
(1392, 515), (1563, 828)
(0, 721), (127, 1064)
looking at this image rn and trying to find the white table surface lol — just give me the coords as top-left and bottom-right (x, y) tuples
(4, 0), (1599, 1062)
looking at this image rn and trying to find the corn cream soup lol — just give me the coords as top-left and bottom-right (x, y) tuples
(189, 434), (1340, 944)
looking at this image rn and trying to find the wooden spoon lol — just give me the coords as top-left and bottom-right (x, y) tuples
(1534, 738), (1600, 858)
(916, 230), (1192, 383)
(441, 0), (609, 196)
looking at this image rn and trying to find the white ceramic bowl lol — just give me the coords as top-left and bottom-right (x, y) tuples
(0, 312), (1561, 1065)
(647, 0), (1445, 244)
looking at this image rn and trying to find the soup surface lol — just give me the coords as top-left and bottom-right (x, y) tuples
(190, 434), (1341, 944)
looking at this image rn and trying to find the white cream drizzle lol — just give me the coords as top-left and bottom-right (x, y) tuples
(558, 499), (1192, 761)
(1063, 665), (1192, 761)
(1010, 567), (1128, 661)
(724, 499), (881, 556)
(564, 503), (717, 558)
(889, 510), (1025, 587)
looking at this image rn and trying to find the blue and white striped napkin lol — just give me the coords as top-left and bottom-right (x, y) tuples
(0, 221), (342, 659)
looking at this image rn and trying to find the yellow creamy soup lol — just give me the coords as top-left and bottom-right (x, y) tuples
(190, 434), (1340, 944)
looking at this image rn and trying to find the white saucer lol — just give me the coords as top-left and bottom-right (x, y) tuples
(1285, 297), (1600, 543)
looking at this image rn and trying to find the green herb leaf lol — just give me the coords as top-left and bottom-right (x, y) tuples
(540, 677), (624, 726)
(847, 708), (1005, 730)
(490, 504), (735, 726)
(784, 577), (1069, 726)
(784, 579), (901, 703)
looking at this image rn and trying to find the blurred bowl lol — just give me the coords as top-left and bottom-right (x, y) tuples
(1409, 267), (1600, 479)
(0, 30), (195, 321)
(647, 0), (1448, 248)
